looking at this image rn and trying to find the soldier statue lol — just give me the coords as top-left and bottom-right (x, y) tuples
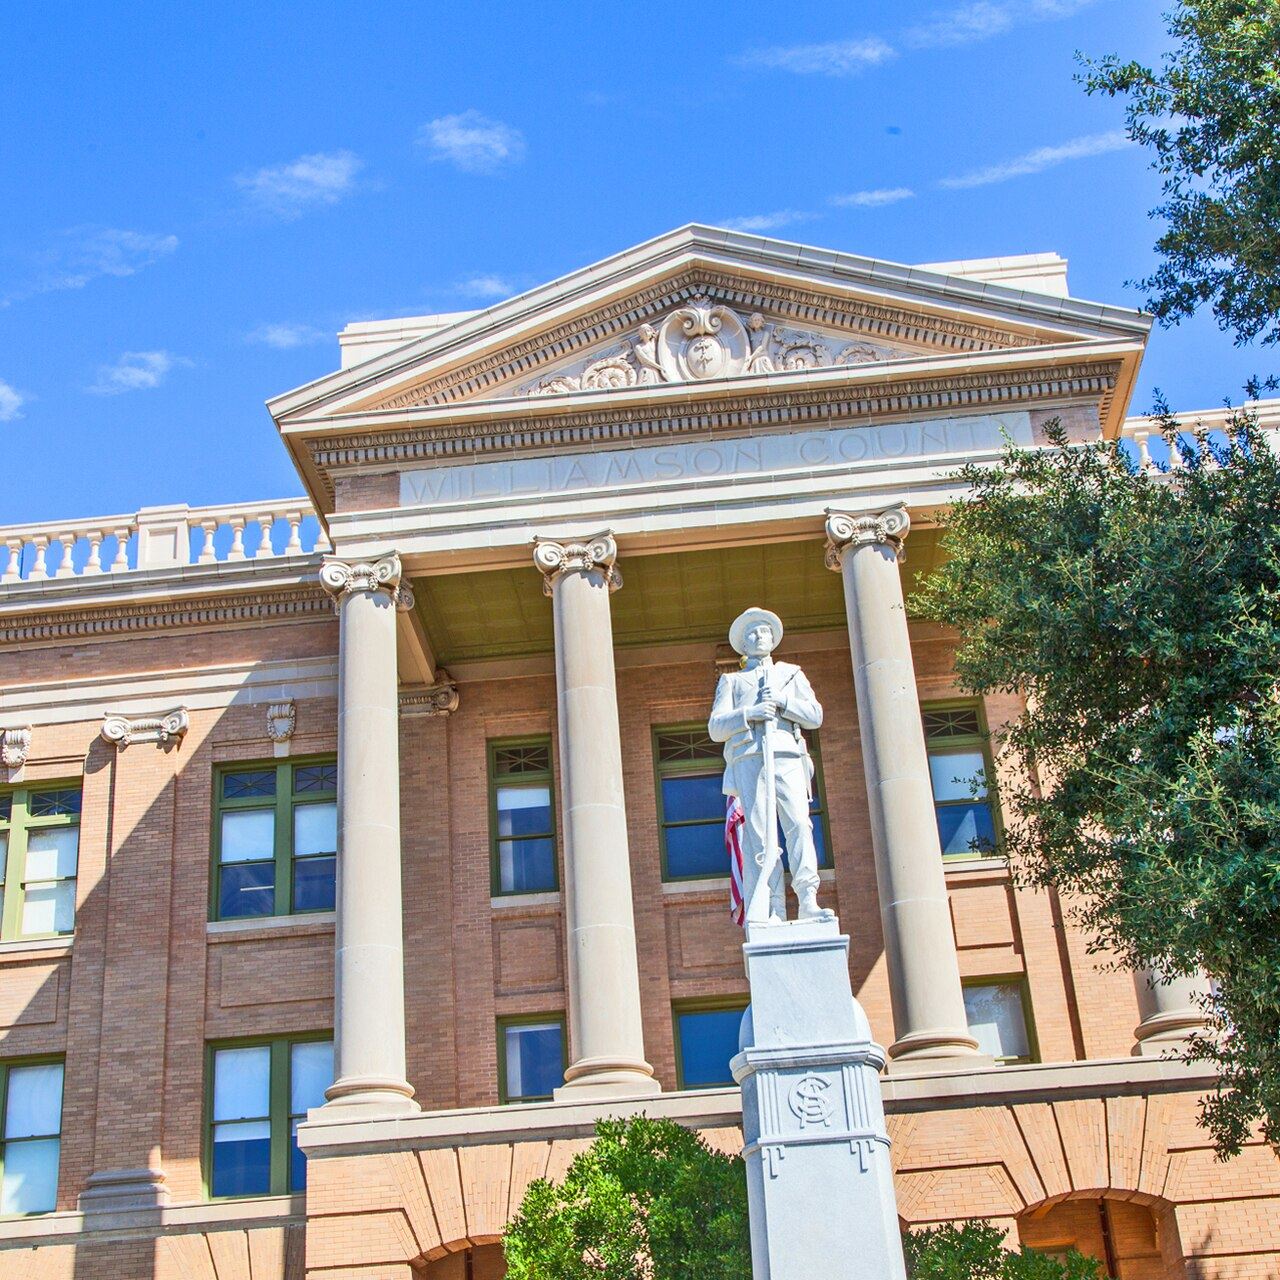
(709, 607), (833, 924)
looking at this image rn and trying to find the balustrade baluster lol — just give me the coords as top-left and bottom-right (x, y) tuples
(110, 528), (132, 572)
(227, 518), (246, 561)
(284, 511), (303, 556)
(197, 520), (218, 564)
(54, 533), (77, 577)
(85, 532), (104, 575)
(29, 536), (50, 581)
(255, 513), (276, 558)
(2, 538), (23, 583)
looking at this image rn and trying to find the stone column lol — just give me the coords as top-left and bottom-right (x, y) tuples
(1133, 968), (1212, 1056)
(824, 506), (981, 1068)
(532, 532), (659, 1099)
(319, 553), (418, 1116)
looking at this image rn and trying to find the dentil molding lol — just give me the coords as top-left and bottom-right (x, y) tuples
(101, 708), (190, 749)
(824, 506), (911, 569)
(532, 532), (622, 595)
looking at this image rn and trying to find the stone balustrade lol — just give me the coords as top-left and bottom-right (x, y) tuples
(1119, 398), (1280, 472)
(0, 499), (326, 584)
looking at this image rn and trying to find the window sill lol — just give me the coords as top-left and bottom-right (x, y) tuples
(207, 912), (335, 940)
(943, 856), (1009, 876)
(490, 891), (561, 910)
(0, 936), (73, 959)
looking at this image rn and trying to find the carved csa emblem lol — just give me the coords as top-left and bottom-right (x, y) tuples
(788, 1074), (835, 1129)
(656, 295), (751, 382)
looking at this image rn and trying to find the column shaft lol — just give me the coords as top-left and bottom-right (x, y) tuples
(320, 555), (417, 1115)
(534, 533), (658, 1099)
(826, 508), (981, 1067)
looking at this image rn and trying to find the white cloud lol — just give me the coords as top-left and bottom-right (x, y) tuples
(454, 274), (515, 299)
(246, 322), (329, 349)
(88, 350), (191, 396)
(235, 150), (362, 218)
(418, 111), (525, 173)
(734, 37), (896, 75)
(0, 379), (24, 421)
(907, 0), (1099, 47)
(2, 228), (178, 307)
(721, 210), (818, 233)
(830, 187), (915, 208)
(939, 129), (1131, 188)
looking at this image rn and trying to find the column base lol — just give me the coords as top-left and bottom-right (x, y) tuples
(1133, 1011), (1208, 1056)
(885, 1028), (988, 1074)
(321, 1075), (421, 1119)
(555, 1056), (661, 1101)
(78, 1167), (169, 1216)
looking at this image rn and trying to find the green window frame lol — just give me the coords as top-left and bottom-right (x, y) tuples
(496, 1014), (567, 1104)
(962, 978), (1038, 1065)
(211, 758), (337, 921)
(203, 1033), (332, 1199)
(922, 702), (1000, 860)
(672, 998), (749, 1090)
(0, 785), (81, 942)
(488, 738), (558, 897)
(653, 724), (832, 882)
(0, 1056), (65, 1216)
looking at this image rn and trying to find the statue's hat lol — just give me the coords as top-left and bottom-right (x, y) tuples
(728, 607), (783, 656)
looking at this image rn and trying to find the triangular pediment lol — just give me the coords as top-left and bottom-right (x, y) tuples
(269, 225), (1150, 428)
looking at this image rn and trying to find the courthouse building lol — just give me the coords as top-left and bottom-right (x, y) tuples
(0, 226), (1277, 1279)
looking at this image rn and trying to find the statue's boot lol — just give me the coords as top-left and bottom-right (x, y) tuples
(797, 883), (835, 922)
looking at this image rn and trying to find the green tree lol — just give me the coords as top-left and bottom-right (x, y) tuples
(1080, 0), (1280, 345)
(502, 1116), (751, 1280)
(916, 407), (1280, 1156)
(904, 1223), (1102, 1280)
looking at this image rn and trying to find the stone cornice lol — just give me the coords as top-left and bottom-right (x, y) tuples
(362, 269), (1041, 414)
(0, 585), (331, 648)
(306, 359), (1121, 491)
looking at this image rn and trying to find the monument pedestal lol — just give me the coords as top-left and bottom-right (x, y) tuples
(731, 917), (906, 1280)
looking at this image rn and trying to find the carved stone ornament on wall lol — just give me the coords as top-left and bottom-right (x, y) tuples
(399, 671), (460, 718)
(520, 293), (905, 397)
(101, 708), (190, 749)
(1, 727), (32, 770)
(267, 701), (297, 743)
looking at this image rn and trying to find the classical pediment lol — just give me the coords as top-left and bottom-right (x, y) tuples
(514, 294), (921, 398)
(270, 226), (1150, 430)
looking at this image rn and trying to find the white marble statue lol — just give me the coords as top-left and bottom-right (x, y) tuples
(709, 607), (834, 924)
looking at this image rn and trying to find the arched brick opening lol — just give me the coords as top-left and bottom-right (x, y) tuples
(1017, 1192), (1186, 1280)
(417, 1242), (507, 1280)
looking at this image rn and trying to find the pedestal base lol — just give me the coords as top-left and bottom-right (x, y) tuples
(732, 918), (907, 1280)
(78, 1167), (169, 1216)
(555, 1056), (661, 1101)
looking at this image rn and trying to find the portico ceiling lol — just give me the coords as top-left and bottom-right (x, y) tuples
(411, 530), (943, 665)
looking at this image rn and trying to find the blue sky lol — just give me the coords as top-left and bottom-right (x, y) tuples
(1, 0), (1272, 525)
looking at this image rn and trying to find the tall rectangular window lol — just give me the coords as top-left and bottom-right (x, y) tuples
(0, 1059), (64, 1214)
(0, 787), (81, 941)
(654, 726), (830, 881)
(922, 705), (998, 858)
(963, 981), (1034, 1064)
(207, 1035), (332, 1197)
(489, 740), (557, 896)
(498, 1016), (566, 1103)
(673, 1000), (748, 1089)
(213, 760), (337, 920)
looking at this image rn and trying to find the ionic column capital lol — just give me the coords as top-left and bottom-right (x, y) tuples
(532, 531), (622, 596)
(823, 505), (910, 570)
(319, 553), (404, 605)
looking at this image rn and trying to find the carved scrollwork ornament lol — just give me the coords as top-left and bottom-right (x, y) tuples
(399, 671), (461, 718)
(101, 707), (190, 749)
(532, 532), (623, 596)
(1, 727), (32, 770)
(823, 505), (911, 569)
(319, 554), (403, 607)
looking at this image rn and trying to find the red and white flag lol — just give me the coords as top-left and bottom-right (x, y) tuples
(725, 794), (745, 927)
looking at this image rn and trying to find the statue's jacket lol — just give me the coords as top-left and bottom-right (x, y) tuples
(707, 660), (823, 800)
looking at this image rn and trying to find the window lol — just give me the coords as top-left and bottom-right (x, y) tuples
(923, 705), (998, 858)
(213, 760), (337, 920)
(654, 726), (830, 881)
(0, 1059), (64, 1215)
(963, 981), (1034, 1064)
(489, 740), (557, 896)
(0, 787), (81, 941)
(207, 1035), (332, 1197)
(673, 1000), (748, 1089)
(498, 1017), (566, 1103)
